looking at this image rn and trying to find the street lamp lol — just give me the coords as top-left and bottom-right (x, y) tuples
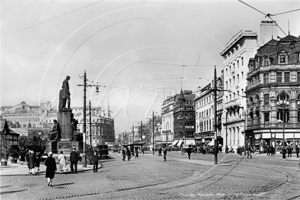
(276, 99), (289, 159)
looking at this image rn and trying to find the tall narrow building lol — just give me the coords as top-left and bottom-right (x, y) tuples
(220, 30), (258, 151)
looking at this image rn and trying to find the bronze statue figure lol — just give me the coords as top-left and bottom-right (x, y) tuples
(59, 76), (71, 112)
(49, 119), (61, 142)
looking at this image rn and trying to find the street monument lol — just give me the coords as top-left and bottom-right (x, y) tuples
(46, 76), (83, 154)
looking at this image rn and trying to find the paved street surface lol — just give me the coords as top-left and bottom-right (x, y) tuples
(1, 151), (300, 200)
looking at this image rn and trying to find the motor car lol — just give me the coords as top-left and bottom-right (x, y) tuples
(96, 144), (109, 158)
(113, 144), (120, 153)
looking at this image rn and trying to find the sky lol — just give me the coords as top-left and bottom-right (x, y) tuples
(1, 0), (300, 135)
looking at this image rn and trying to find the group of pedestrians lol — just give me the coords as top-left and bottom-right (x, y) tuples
(26, 150), (41, 175)
(44, 147), (81, 187)
(122, 147), (137, 161)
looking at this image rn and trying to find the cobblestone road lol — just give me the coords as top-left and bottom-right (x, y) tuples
(1, 152), (299, 200)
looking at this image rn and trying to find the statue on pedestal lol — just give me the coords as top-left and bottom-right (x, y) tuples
(49, 119), (61, 142)
(59, 76), (71, 112)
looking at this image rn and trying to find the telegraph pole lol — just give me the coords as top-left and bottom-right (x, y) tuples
(132, 125), (135, 142)
(140, 121), (143, 141)
(214, 66), (218, 165)
(89, 100), (92, 147)
(77, 70), (102, 167)
(152, 111), (155, 155)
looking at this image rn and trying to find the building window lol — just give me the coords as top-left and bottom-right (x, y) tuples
(276, 72), (282, 83)
(237, 60), (239, 68)
(264, 73), (269, 84)
(264, 94), (269, 106)
(284, 72), (290, 82)
(241, 72), (244, 80)
(241, 57), (244, 66)
(298, 72), (300, 82)
(279, 54), (287, 64)
(277, 109), (289, 123)
(264, 112), (270, 123)
(265, 58), (270, 66)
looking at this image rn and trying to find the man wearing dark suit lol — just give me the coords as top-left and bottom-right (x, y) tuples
(70, 147), (79, 173)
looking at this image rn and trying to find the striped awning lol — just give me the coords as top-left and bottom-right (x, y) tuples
(172, 140), (179, 146)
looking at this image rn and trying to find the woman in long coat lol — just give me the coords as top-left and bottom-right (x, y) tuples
(28, 150), (36, 174)
(45, 152), (57, 187)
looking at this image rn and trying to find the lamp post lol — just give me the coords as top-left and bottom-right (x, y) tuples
(77, 71), (102, 167)
(276, 100), (289, 159)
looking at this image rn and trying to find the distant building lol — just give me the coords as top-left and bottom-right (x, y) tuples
(220, 30), (258, 151)
(194, 73), (224, 147)
(245, 34), (300, 152)
(1, 101), (115, 146)
(0, 101), (41, 136)
(172, 90), (195, 146)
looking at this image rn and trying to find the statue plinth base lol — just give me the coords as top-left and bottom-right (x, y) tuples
(57, 141), (83, 154)
(57, 111), (73, 141)
(46, 141), (58, 154)
(46, 141), (83, 154)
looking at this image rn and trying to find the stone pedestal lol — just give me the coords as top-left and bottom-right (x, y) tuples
(57, 141), (83, 154)
(57, 111), (72, 141)
(46, 141), (58, 154)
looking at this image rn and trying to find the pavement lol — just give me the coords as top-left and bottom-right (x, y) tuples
(0, 152), (299, 200)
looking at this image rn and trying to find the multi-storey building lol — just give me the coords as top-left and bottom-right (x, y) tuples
(245, 34), (300, 152)
(220, 30), (258, 151)
(161, 95), (175, 145)
(1, 101), (41, 135)
(194, 73), (224, 147)
(173, 90), (195, 146)
(161, 90), (195, 146)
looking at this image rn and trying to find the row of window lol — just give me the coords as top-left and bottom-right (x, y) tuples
(196, 107), (214, 119)
(225, 56), (244, 76)
(252, 110), (300, 123)
(263, 72), (300, 84)
(225, 72), (244, 89)
(196, 94), (213, 108)
(225, 89), (244, 103)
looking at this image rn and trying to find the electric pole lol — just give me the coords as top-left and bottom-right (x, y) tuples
(89, 100), (92, 147)
(77, 70), (102, 167)
(214, 66), (218, 165)
(140, 121), (143, 141)
(153, 111), (155, 155)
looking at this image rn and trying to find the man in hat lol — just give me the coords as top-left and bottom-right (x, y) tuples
(70, 147), (79, 174)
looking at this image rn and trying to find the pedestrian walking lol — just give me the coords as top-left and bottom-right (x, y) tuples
(296, 143), (299, 158)
(70, 147), (79, 174)
(135, 148), (139, 159)
(186, 147), (192, 159)
(28, 150), (36, 174)
(26, 150), (31, 174)
(35, 152), (42, 174)
(247, 146), (252, 159)
(126, 147), (131, 161)
(287, 145), (292, 157)
(122, 147), (126, 161)
(163, 147), (167, 161)
(45, 152), (56, 187)
(58, 151), (67, 174)
(92, 151), (99, 173)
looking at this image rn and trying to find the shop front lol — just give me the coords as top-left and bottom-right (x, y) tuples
(247, 129), (300, 153)
(194, 131), (214, 146)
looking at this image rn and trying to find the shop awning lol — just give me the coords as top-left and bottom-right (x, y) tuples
(184, 139), (195, 145)
(177, 140), (183, 146)
(171, 140), (179, 146)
